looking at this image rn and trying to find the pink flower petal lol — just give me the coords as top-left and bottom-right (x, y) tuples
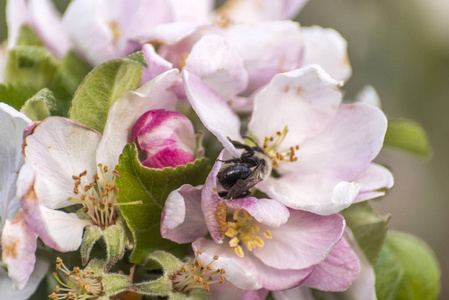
(237, 250), (312, 290)
(353, 163), (394, 202)
(339, 230), (377, 300)
(134, 22), (200, 46)
(166, 0), (213, 22)
(226, 197), (290, 228)
(1, 211), (37, 289)
(131, 109), (196, 166)
(302, 236), (360, 291)
(257, 173), (360, 215)
(248, 65), (342, 148)
(295, 102), (388, 181)
(253, 210), (345, 270)
(184, 35), (249, 100)
(201, 151), (228, 243)
(272, 286), (313, 300)
(302, 26), (351, 82)
(0, 258), (49, 299)
(17, 164), (91, 252)
(210, 280), (269, 300)
(23, 117), (102, 209)
(141, 44), (173, 84)
(225, 21), (303, 95)
(97, 69), (179, 170)
(28, 0), (71, 58)
(0, 103), (31, 223)
(6, 0), (28, 50)
(143, 148), (194, 169)
(161, 184), (208, 243)
(217, 0), (309, 23)
(183, 70), (242, 156)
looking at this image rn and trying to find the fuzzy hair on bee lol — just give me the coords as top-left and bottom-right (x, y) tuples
(217, 137), (272, 200)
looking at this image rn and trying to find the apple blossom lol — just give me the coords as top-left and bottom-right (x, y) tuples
(183, 65), (393, 215)
(0, 103), (50, 295)
(161, 159), (354, 291)
(62, 0), (212, 66)
(6, 0), (71, 58)
(19, 70), (180, 253)
(132, 109), (196, 169)
(215, 0), (309, 24)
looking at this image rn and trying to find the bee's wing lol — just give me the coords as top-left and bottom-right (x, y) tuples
(224, 161), (265, 200)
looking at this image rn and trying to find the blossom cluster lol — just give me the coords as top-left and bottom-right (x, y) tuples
(0, 0), (437, 299)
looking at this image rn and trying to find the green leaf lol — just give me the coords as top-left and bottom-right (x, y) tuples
(48, 50), (91, 116)
(80, 225), (103, 266)
(102, 219), (127, 271)
(20, 88), (56, 121)
(68, 57), (143, 133)
(0, 84), (37, 109)
(4, 48), (58, 89)
(341, 202), (390, 265)
(129, 251), (207, 300)
(115, 144), (210, 265)
(374, 231), (440, 300)
(125, 51), (148, 68)
(16, 25), (44, 47)
(14, 46), (59, 68)
(384, 119), (432, 157)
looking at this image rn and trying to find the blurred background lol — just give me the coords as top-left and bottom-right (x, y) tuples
(1, 0), (448, 298)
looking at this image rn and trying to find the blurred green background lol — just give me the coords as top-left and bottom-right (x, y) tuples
(1, 0), (448, 298)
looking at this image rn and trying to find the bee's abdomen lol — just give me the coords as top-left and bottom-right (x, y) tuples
(218, 165), (252, 190)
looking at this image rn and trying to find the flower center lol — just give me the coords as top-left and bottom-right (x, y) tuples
(69, 164), (141, 229)
(225, 210), (272, 258)
(171, 250), (226, 293)
(49, 257), (102, 300)
(107, 20), (121, 43)
(260, 126), (299, 168)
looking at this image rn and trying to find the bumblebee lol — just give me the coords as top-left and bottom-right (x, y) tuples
(217, 138), (272, 200)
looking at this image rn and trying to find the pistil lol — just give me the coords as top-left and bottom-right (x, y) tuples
(225, 210), (272, 258)
(68, 164), (142, 229)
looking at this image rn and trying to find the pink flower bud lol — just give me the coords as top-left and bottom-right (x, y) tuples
(132, 109), (196, 169)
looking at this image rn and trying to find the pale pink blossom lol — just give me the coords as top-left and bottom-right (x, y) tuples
(183, 65), (393, 215)
(19, 70), (180, 253)
(6, 0), (71, 58)
(62, 0), (212, 65)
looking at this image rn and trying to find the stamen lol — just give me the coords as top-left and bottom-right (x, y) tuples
(50, 258), (102, 300)
(171, 251), (226, 294)
(262, 126), (300, 168)
(225, 210), (272, 258)
(68, 165), (141, 229)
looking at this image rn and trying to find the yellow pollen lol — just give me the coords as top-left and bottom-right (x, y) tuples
(225, 209), (272, 258)
(262, 126), (300, 168)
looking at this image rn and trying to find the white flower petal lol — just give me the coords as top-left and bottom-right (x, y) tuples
(97, 69), (179, 169)
(302, 26), (351, 81)
(273, 286), (313, 300)
(249, 65), (342, 147)
(183, 70), (242, 156)
(1, 211), (38, 289)
(28, 0), (71, 58)
(184, 35), (249, 100)
(141, 44), (173, 84)
(353, 163), (394, 202)
(0, 258), (49, 299)
(225, 21), (303, 95)
(257, 177), (360, 215)
(193, 237), (263, 290)
(0, 104), (31, 224)
(23, 117), (101, 209)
